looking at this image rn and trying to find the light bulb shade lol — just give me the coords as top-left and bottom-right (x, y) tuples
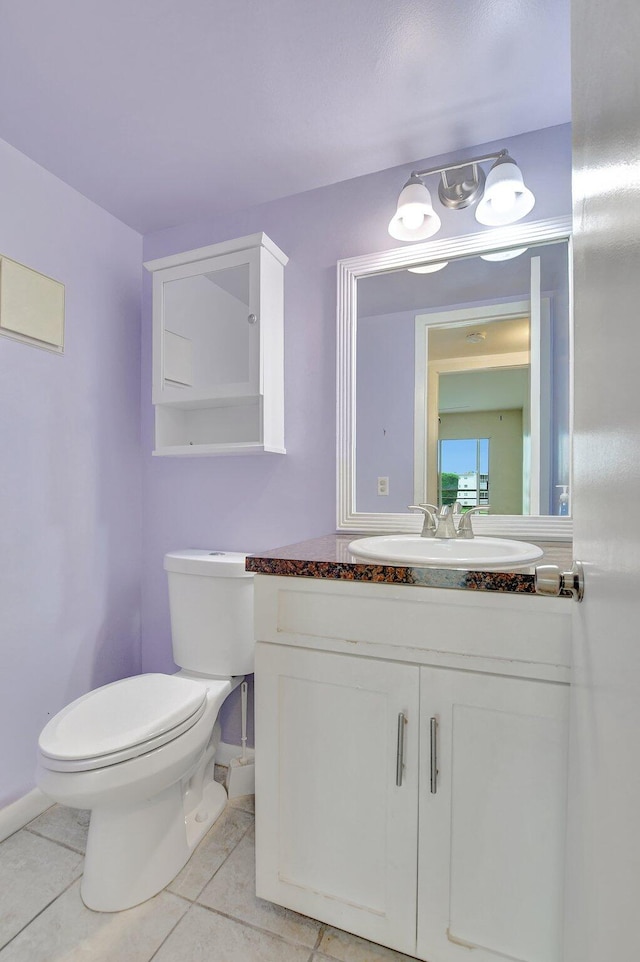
(388, 177), (442, 241)
(475, 157), (535, 226)
(408, 261), (449, 273)
(480, 247), (528, 262)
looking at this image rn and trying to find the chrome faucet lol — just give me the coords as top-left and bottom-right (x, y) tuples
(433, 503), (459, 539)
(408, 502), (490, 539)
(456, 505), (490, 539)
(408, 504), (438, 538)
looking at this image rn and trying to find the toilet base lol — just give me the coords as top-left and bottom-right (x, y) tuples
(80, 777), (227, 912)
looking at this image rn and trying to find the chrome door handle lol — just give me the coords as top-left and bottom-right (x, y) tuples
(535, 561), (584, 601)
(396, 713), (406, 787)
(430, 716), (438, 794)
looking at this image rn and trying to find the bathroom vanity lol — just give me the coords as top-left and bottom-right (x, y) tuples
(249, 536), (572, 962)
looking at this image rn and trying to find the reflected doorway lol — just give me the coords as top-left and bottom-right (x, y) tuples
(439, 407), (524, 514)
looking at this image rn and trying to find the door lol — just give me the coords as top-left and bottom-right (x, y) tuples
(417, 666), (569, 962)
(566, 3), (640, 959)
(153, 246), (261, 403)
(254, 642), (420, 955)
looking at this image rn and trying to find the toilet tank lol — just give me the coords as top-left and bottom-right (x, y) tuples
(164, 550), (254, 676)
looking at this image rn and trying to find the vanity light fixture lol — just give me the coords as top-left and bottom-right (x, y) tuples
(388, 150), (535, 241)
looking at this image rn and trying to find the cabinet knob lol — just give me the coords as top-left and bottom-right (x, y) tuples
(247, 313), (257, 325)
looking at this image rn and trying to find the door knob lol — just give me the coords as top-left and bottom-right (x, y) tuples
(535, 561), (584, 601)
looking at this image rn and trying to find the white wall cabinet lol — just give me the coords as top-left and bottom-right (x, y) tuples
(254, 576), (570, 962)
(144, 232), (287, 456)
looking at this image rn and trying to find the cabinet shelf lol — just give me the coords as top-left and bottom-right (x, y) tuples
(155, 393), (262, 411)
(153, 441), (286, 457)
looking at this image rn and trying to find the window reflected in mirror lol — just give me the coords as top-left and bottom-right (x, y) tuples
(438, 437), (490, 508)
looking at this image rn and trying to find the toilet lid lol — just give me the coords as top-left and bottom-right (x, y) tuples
(39, 674), (208, 762)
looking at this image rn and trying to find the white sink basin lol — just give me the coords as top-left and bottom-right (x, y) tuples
(348, 535), (544, 569)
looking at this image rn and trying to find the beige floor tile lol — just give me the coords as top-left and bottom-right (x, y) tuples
(228, 793), (255, 814)
(316, 926), (418, 962)
(167, 804), (253, 901)
(0, 880), (188, 961)
(0, 830), (83, 949)
(197, 828), (320, 948)
(26, 804), (90, 854)
(153, 904), (313, 962)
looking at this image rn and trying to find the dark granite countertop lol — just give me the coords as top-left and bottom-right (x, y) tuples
(245, 534), (574, 597)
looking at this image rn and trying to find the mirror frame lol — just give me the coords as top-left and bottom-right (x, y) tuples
(336, 216), (573, 540)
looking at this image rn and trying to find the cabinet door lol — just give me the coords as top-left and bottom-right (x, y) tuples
(153, 247), (261, 403)
(255, 643), (420, 955)
(417, 667), (568, 962)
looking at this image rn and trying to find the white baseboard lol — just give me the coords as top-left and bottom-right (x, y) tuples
(0, 788), (53, 842)
(217, 741), (255, 767)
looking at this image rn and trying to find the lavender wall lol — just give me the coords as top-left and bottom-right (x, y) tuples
(356, 309), (417, 513)
(0, 138), (142, 807)
(141, 124), (572, 744)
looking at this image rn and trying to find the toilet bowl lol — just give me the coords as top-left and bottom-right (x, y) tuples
(36, 550), (254, 912)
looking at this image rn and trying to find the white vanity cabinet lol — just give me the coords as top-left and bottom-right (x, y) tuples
(255, 643), (421, 955)
(144, 232), (287, 456)
(417, 666), (567, 962)
(254, 575), (571, 962)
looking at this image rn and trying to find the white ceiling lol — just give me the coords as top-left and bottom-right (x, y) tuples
(429, 316), (530, 362)
(0, 0), (571, 234)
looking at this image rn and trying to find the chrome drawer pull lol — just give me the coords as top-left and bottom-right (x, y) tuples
(430, 716), (438, 794)
(396, 712), (406, 786)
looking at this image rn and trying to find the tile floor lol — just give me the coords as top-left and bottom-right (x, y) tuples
(0, 769), (416, 962)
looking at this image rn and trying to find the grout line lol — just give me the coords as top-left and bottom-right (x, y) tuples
(194, 901), (322, 953)
(0, 873), (82, 952)
(146, 900), (193, 962)
(168, 810), (254, 904)
(24, 825), (86, 856)
(307, 923), (327, 962)
(313, 923), (326, 951)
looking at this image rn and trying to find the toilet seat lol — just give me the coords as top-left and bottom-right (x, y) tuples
(39, 674), (211, 773)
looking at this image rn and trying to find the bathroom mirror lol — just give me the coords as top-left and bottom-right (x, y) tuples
(337, 217), (573, 539)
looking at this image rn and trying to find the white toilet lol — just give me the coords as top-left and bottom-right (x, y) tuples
(37, 550), (254, 912)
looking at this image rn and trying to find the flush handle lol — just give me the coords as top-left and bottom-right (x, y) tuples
(535, 561), (584, 601)
(396, 713), (407, 787)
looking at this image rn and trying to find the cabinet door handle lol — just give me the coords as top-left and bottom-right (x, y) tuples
(396, 712), (406, 787)
(430, 716), (438, 794)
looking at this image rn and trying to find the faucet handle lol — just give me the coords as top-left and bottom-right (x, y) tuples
(456, 505), (491, 539)
(408, 505), (437, 538)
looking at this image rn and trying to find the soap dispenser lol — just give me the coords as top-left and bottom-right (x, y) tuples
(556, 485), (569, 516)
